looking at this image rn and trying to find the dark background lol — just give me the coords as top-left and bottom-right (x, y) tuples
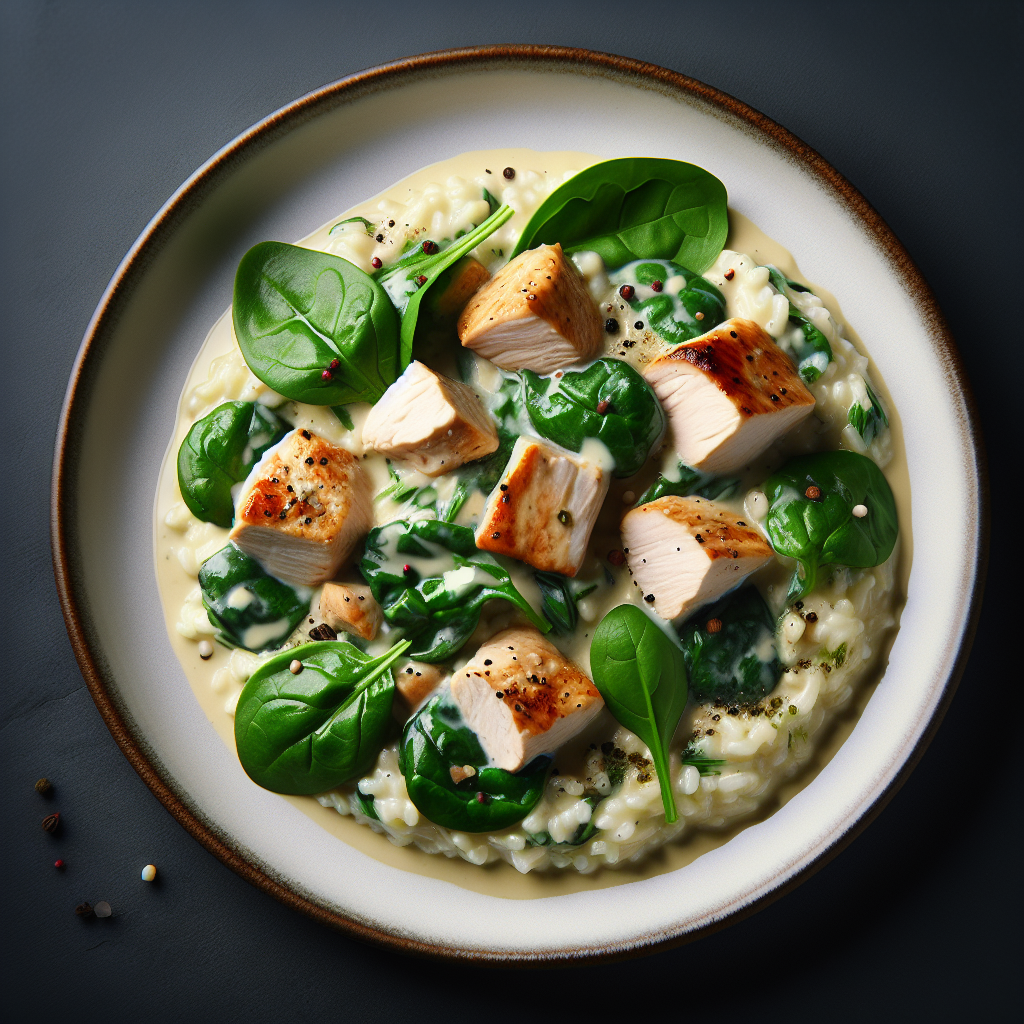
(2, 2), (1020, 1021)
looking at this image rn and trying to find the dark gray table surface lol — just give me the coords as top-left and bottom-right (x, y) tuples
(2, 2), (1020, 1021)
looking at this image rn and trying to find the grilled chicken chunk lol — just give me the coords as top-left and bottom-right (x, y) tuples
(361, 360), (499, 476)
(621, 496), (773, 620)
(394, 660), (445, 713)
(319, 582), (382, 641)
(474, 436), (609, 577)
(451, 627), (604, 773)
(457, 243), (602, 373)
(642, 318), (815, 474)
(229, 429), (371, 587)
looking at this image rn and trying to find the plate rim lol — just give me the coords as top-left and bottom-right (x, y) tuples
(50, 43), (989, 963)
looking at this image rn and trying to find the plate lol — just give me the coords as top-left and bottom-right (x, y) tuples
(51, 46), (985, 961)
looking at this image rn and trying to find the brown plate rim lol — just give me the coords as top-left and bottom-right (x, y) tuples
(50, 44), (989, 964)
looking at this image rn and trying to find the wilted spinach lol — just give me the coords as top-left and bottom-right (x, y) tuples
(534, 571), (598, 634)
(679, 742), (727, 777)
(375, 204), (513, 366)
(359, 518), (550, 662)
(234, 638), (410, 795)
(679, 586), (783, 704)
(609, 259), (726, 343)
(766, 266), (833, 382)
(764, 450), (898, 601)
(519, 358), (665, 478)
(636, 460), (739, 506)
(526, 797), (598, 847)
(400, 689), (550, 832)
(848, 378), (889, 444)
(511, 158), (729, 274)
(590, 605), (688, 822)
(198, 543), (309, 652)
(233, 241), (400, 405)
(176, 401), (287, 528)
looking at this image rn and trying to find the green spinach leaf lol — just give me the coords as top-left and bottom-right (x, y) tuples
(359, 518), (550, 662)
(848, 378), (889, 444)
(400, 689), (550, 832)
(764, 450), (899, 601)
(233, 241), (400, 405)
(679, 586), (783, 704)
(198, 543), (309, 652)
(518, 358), (665, 478)
(636, 460), (738, 506)
(234, 638), (410, 795)
(511, 158), (729, 274)
(176, 401), (288, 528)
(534, 571), (598, 634)
(609, 259), (726, 344)
(589, 605), (688, 822)
(375, 204), (514, 366)
(329, 215), (375, 236)
(766, 266), (833, 382)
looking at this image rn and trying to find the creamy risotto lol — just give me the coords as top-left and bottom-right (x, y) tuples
(156, 150), (901, 875)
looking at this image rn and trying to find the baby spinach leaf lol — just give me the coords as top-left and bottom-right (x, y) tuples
(589, 605), (688, 823)
(766, 266), (833, 382)
(764, 450), (899, 601)
(534, 571), (598, 634)
(198, 543), (310, 652)
(400, 689), (550, 833)
(375, 204), (514, 367)
(233, 241), (400, 406)
(511, 158), (729, 274)
(679, 586), (783, 704)
(520, 358), (666, 478)
(848, 378), (889, 444)
(176, 401), (288, 528)
(359, 518), (550, 662)
(636, 460), (738, 506)
(610, 259), (726, 344)
(234, 638), (410, 795)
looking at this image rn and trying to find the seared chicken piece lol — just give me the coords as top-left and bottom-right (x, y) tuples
(474, 436), (609, 577)
(457, 243), (602, 373)
(643, 318), (815, 474)
(229, 429), (371, 587)
(621, 495), (773, 620)
(361, 360), (499, 476)
(394, 660), (445, 713)
(451, 627), (604, 772)
(319, 582), (382, 641)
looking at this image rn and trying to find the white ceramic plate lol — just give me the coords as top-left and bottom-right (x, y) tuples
(52, 47), (984, 961)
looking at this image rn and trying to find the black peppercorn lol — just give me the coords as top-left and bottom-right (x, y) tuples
(41, 812), (60, 834)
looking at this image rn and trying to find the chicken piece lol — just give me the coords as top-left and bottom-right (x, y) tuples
(620, 495), (773, 620)
(642, 318), (815, 474)
(228, 429), (371, 587)
(394, 660), (445, 713)
(428, 256), (491, 320)
(451, 627), (604, 772)
(319, 582), (382, 641)
(457, 243), (602, 373)
(474, 436), (609, 577)
(361, 360), (499, 476)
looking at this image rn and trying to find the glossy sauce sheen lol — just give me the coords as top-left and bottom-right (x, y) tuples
(153, 149), (911, 896)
